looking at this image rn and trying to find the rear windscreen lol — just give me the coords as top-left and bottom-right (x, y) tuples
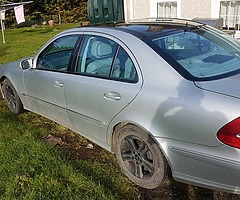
(150, 25), (240, 80)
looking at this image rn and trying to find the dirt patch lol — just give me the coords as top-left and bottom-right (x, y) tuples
(42, 131), (104, 161)
(46, 130), (240, 200)
(64, 144), (104, 161)
(138, 180), (240, 200)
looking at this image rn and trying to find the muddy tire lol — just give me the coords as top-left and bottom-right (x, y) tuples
(114, 124), (169, 189)
(2, 79), (24, 114)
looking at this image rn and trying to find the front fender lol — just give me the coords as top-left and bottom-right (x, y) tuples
(0, 61), (26, 106)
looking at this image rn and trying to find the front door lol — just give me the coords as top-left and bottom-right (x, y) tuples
(23, 70), (71, 127)
(23, 34), (80, 128)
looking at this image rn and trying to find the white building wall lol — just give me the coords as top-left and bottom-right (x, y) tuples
(124, 0), (150, 22)
(180, 0), (212, 19)
(124, 0), (230, 24)
(144, 0), (216, 20)
(211, 0), (221, 18)
(150, 0), (212, 19)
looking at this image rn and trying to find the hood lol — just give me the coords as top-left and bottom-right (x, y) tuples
(0, 60), (23, 81)
(0, 60), (25, 74)
(0, 61), (21, 69)
(194, 74), (240, 99)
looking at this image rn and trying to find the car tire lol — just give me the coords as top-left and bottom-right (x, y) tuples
(2, 79), (24, 115)
(114, 124), (169, 189)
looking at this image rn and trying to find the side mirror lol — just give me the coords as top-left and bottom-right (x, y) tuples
(20, 57), (33, 69)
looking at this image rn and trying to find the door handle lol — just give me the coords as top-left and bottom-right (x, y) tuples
(104, 91), (121, 101)
(53, 80), (64, 88)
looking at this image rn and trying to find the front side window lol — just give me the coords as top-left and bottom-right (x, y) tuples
(150, 25), (240, 80)
(37, 35), (79, 71)
(76, 35), (138, 82)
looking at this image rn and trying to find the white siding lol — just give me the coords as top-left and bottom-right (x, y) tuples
(181, 0), (212, 19)
(124, 0), (240, 28)
(124, 0), (150, 22)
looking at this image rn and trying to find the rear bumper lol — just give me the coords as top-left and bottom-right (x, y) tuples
(156, 138), (240, 194)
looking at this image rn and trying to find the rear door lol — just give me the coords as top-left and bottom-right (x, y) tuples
(65, 33), (142, 144)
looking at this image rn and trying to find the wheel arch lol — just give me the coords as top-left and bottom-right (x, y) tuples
(0, 75), (24, 103)
(110, 121), (172, 176)
(0, 76), (25, 114)
(111, 122), (172, 188)
(0, 76), (8, 98)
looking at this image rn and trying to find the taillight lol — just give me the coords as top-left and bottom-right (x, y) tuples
(217, 117), (240, 149)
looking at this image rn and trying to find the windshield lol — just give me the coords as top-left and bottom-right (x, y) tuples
(150, 25), (240, 80)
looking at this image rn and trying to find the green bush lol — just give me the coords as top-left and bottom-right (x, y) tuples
(2, 0), (88, 28)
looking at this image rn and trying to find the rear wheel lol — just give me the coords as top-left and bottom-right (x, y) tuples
(114, 124), (169, 189)
(2, 79), (24, 114)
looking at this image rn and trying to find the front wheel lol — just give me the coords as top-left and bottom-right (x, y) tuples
(2, 79), (24, 115)
(114, 124), (169, 189)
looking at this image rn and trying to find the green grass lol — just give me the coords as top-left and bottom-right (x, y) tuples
(0, 101), (138, 199)
(0, 23), (81, 65)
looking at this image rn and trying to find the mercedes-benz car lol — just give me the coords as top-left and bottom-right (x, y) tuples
(0, 19), (240, 194)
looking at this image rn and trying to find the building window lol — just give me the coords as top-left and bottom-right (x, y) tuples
(220, 1), (240, 29)
(157, 2), (177, 18)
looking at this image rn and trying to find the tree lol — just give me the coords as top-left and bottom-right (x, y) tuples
(50, 0), (88, 24)
(3, 0), (88, 27)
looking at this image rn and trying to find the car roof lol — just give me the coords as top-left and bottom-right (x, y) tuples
(61, 18), (205, 40)
(114, 18), (204, 38)
(120, 18), (204, 27)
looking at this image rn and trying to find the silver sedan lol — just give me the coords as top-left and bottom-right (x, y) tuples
(0, 19), (240, 194)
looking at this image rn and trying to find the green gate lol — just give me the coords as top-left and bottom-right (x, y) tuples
(88, 0), (124, 24)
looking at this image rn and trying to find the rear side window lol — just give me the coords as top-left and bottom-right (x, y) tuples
(76, 35), (138, 82)
(77, 35), (118, 76)
(151, 26), (240, 80)
(112, 47), (137, 81)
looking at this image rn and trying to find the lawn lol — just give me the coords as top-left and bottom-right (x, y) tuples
(0, 23), (82, 65)
(0, 23), (239, 200)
